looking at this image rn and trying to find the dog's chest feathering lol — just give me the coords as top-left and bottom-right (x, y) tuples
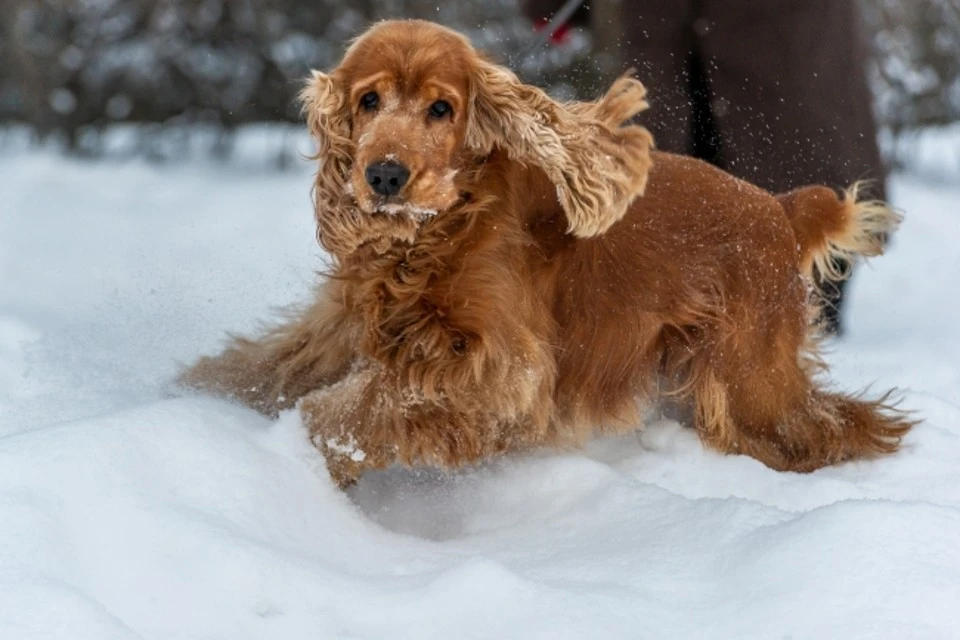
(348, 239), (476, 368)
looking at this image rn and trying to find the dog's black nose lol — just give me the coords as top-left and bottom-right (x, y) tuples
(365, 161), (410, 197)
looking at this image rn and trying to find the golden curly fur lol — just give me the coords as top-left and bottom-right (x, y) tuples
(181, 20), (913, 486)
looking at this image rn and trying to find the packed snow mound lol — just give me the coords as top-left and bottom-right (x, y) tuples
(1, 145), (959, 639)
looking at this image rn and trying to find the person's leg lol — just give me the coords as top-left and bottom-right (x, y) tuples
(697, 0), (885, 334)
(698, 0), (884, 193)
(619, 0), (700, 156)
(689, 46), (724, 167)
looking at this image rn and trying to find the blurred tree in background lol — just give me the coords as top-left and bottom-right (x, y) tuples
(0, 0), (957, 157)
(864, 0), (960, 133)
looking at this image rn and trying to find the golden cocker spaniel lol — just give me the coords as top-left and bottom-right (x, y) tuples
(182, 20), (912, 486)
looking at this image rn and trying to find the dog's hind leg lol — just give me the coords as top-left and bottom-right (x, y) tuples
(688, 321), (913, 472)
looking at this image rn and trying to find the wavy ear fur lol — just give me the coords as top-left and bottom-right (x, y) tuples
(466, 63), (654, 237)
(299, 72), (355, 256)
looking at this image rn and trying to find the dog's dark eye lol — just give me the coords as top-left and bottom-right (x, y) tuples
(428, 100), (452, 119)
(360, 91), (379, 111)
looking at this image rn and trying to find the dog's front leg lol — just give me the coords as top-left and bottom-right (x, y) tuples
(179, 280), (357, 416)
(300, 364), (481, 487)
(298, 365), (399, 487)
(300, 358), (550, 487)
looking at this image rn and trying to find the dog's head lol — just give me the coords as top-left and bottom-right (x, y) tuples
(301, 20), (653, 258)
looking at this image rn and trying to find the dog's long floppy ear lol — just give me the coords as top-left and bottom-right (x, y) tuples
(466, 62), (654, 238)
(299, 71), (359, 257)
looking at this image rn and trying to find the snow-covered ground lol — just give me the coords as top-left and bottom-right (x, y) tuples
(1, 131), (959, 639)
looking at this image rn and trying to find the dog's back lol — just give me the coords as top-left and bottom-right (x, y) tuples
(539, 152), (800, 425)
(537, 150), (910, 469)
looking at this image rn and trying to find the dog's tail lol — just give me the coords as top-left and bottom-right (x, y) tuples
(777, 183), (900, 282)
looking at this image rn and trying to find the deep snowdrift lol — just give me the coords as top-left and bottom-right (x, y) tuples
(2, 139), (959, 639)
